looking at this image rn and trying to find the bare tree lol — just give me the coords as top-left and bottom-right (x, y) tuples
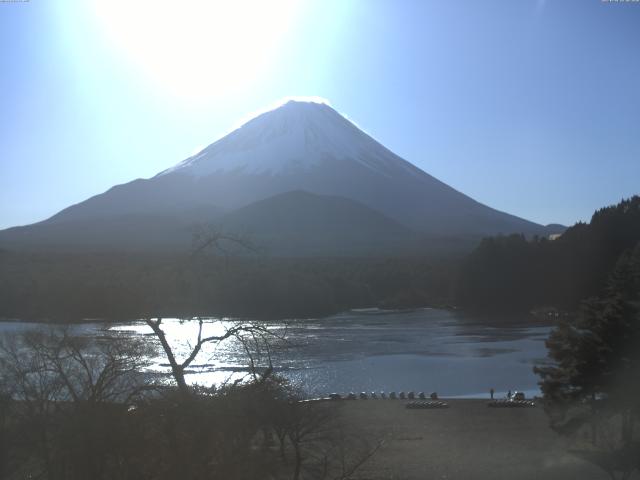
(0, 327), (154, 480)
(144, 317), (280, 397)
(282, 401), (381, 480)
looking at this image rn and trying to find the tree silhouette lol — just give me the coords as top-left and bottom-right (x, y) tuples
(535, 243), (640, 480)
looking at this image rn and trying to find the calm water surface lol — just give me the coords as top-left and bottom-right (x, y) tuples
(0, 309), (553, 398)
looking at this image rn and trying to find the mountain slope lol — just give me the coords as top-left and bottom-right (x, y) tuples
(0, 212), (211, 252)
(0, 99), (560, 254)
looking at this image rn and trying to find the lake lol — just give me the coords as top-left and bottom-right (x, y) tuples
(0, 308), (553, 399)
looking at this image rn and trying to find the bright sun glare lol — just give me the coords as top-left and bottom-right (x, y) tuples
(94, 0), (300, 101)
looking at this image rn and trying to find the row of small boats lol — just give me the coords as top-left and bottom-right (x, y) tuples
(323, 393), (536, 409)
(405, 401), (449, 409)
(328, 391), (438, 401)
(487, 399), (536, 408)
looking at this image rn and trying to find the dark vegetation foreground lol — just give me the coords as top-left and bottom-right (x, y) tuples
(0, 322), (381, 480)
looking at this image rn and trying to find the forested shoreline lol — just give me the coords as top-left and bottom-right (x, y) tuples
(457, 196), (640, 313)
(0, 252), (458, 322)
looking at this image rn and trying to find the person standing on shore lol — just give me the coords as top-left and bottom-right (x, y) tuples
(490, 388), (494, 400)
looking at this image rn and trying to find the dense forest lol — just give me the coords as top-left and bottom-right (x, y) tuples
(456, 196), (640, 313)
(0, 250), (457, 321)
(3, 196), (638, 322)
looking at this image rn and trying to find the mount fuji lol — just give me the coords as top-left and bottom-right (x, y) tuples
(0, 100), (561, 255)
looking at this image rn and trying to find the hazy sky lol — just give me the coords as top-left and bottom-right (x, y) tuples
(1, 0), (639, 229)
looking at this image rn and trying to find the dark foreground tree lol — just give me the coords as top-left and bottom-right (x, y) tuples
(535, 243), (640, 480)
(141, 316), (381, 480)
(0, 328), (153, 480)
(0, 324), (380, 480)
(144, 316), (277, 397)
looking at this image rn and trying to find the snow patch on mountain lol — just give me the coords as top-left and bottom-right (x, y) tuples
(158, 100), (421, 178)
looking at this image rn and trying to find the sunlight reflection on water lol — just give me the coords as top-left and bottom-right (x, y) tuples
(104, 309), (552, 398)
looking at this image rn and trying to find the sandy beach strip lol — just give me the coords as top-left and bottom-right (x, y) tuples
(335, 399), (618, 480)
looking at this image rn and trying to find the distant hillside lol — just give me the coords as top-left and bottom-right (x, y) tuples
(219, 190), (423, 256)
(456, 196), (640, 312)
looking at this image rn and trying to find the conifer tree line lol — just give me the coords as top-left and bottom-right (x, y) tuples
(456, 196), (640, 313)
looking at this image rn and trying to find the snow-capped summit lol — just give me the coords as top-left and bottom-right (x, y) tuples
(159, 100), (419, 178)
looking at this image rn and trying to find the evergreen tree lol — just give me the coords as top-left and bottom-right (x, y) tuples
(534, 243), (640, 479)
